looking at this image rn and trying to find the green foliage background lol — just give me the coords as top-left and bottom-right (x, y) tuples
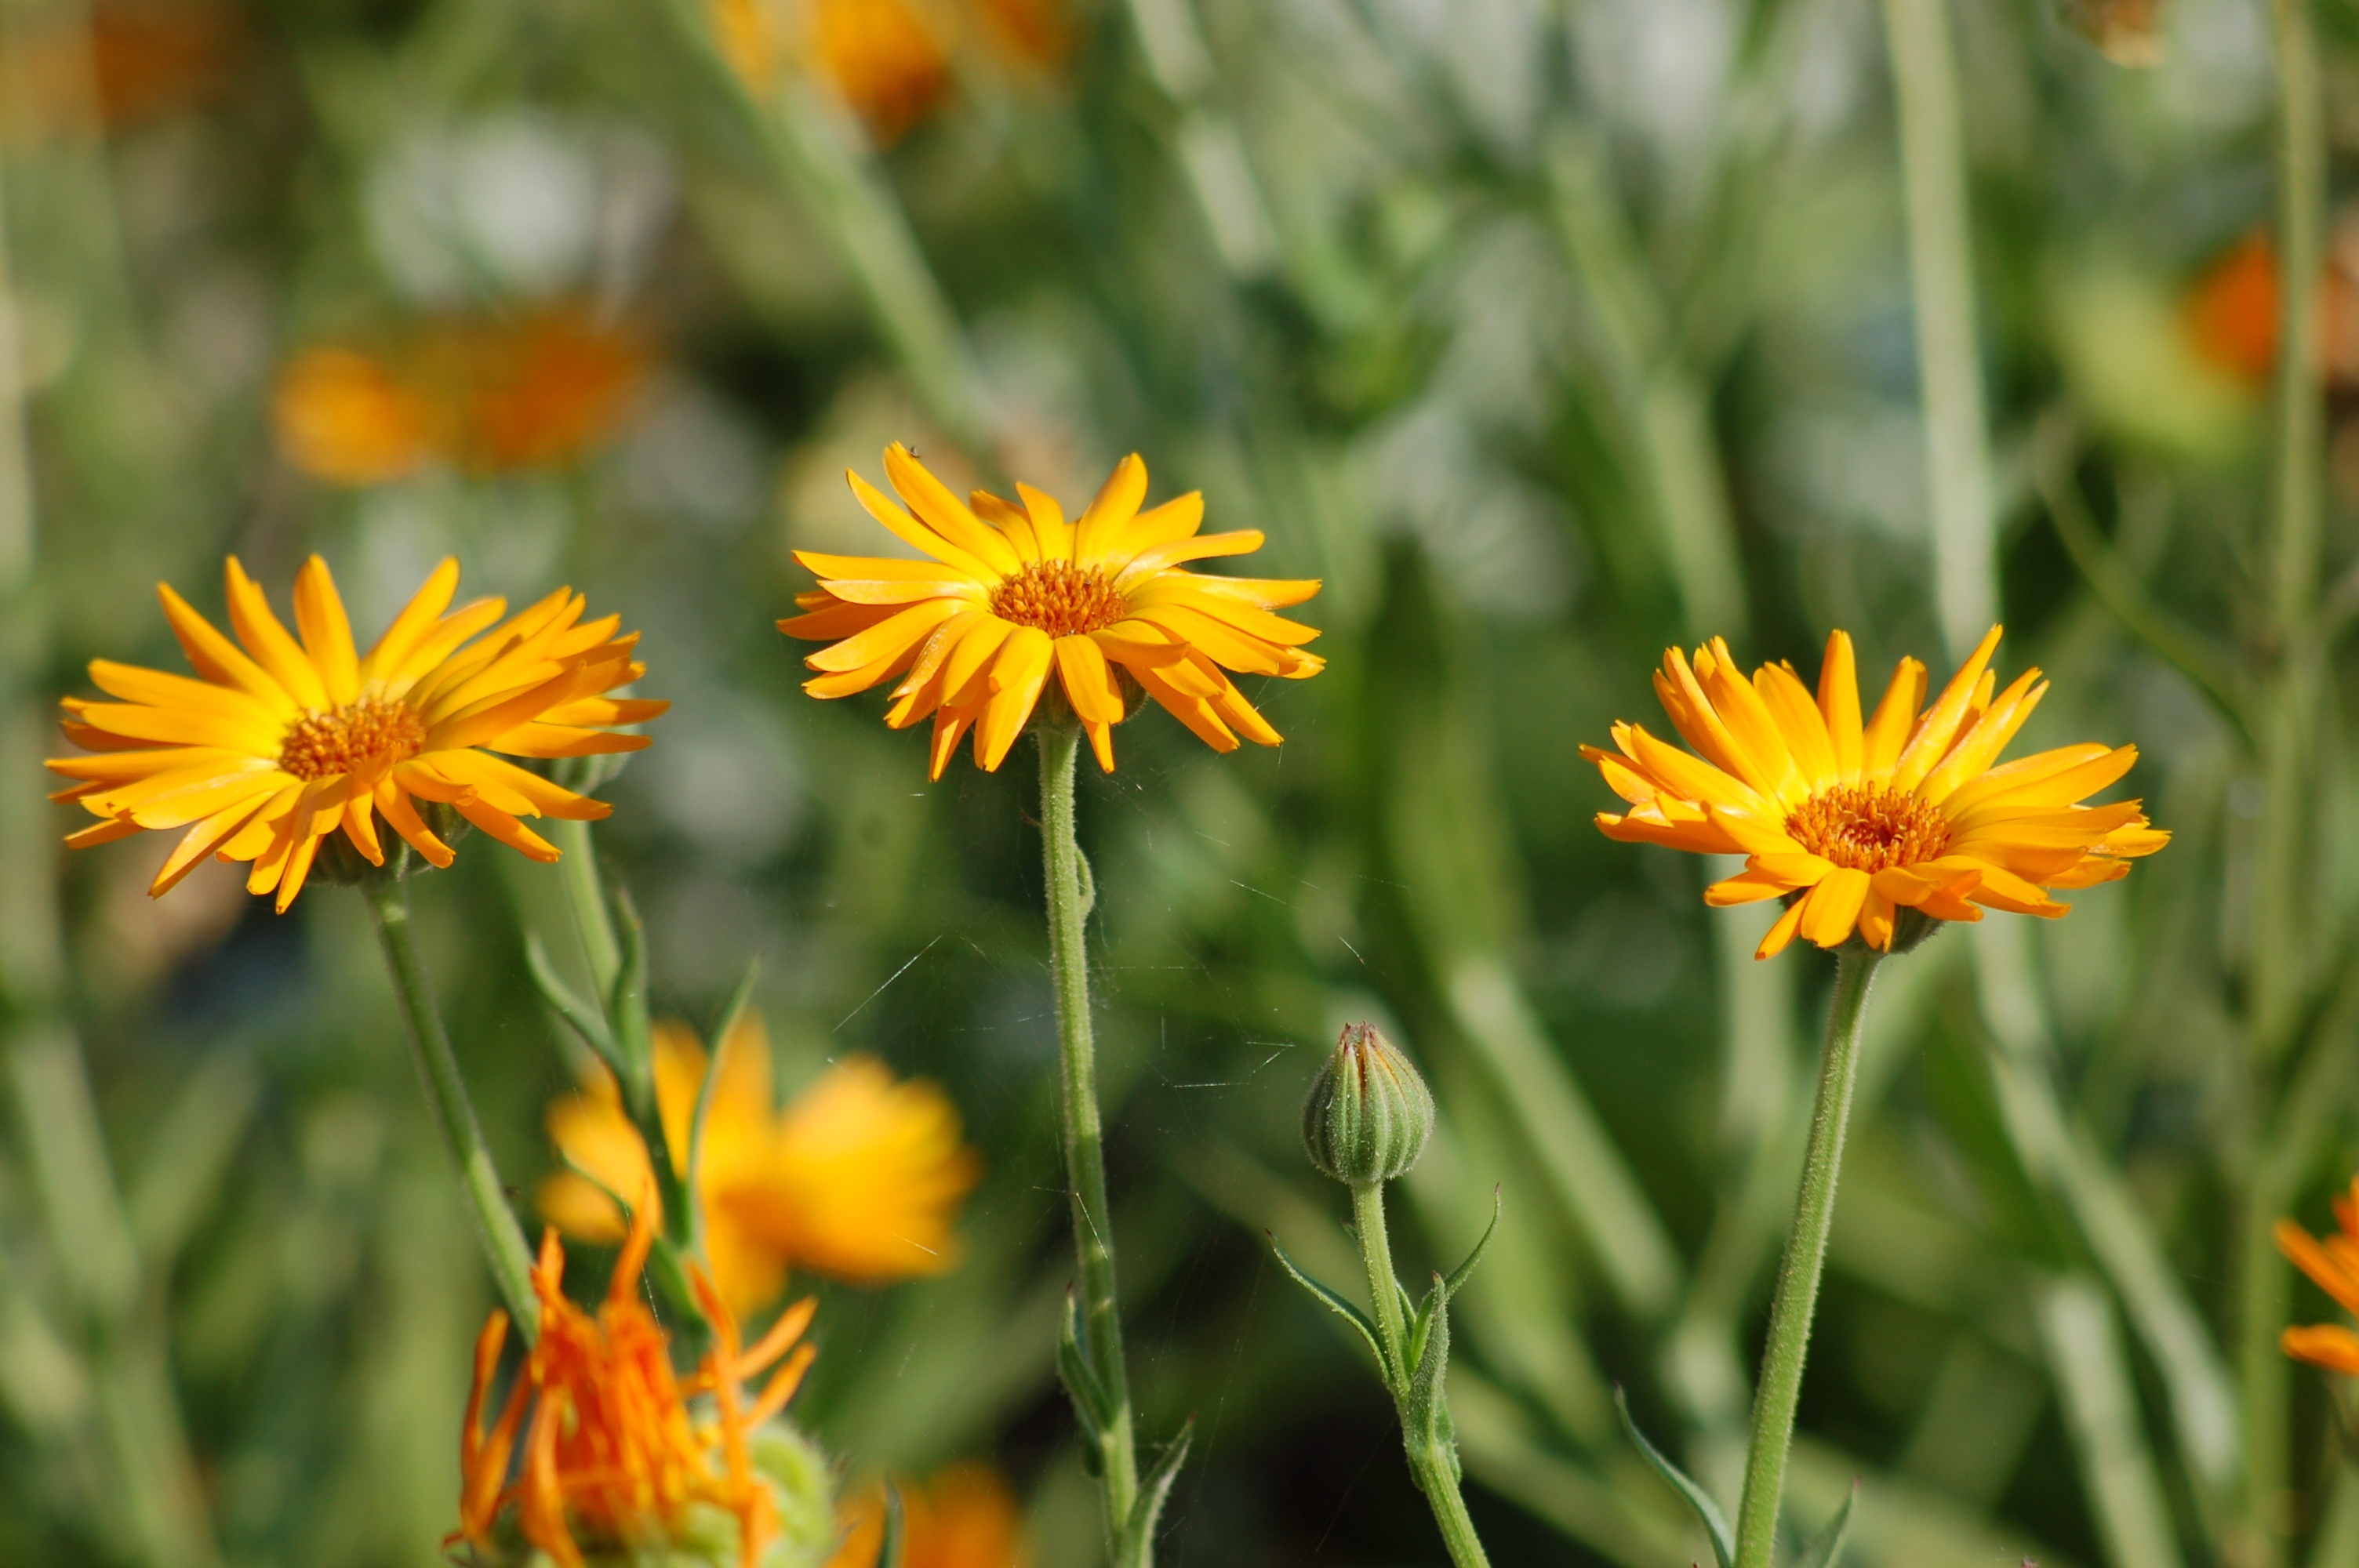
(0, 0), (2345, 1563)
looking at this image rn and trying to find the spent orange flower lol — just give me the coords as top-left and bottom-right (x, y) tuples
(273, 307), (649, 485)
(540, 1009), (981, 1317)
(454, 1207), (816, 1568)
(49, 555), (664, 911)
(829, 1464), (1029, 1568)
(782, 444), (1322, 777)
(1584, 626), (2168, 958)
(2279, 1176), (2359, 1376)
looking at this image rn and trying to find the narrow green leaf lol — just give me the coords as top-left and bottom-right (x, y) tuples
(525, 932), (620, 1067)
(1615, 1386), (1733, 1568)
(1269, 1232), (1387, 1373)
(1441, 1186), (1502, 1301)
(609, 882), (652, 1080)
(878, 1479), (906, 1568)
(1794, 1483), (1856, 1568)
(690, 958), (761, 1198)
(1403, 1272), (1459, 1486)
(1114, 1420), (1194, 1568)
(1056, 1288), (1114, 1439)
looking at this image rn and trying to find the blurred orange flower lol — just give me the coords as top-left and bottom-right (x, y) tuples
(812, 0), (954, 141)
(540, 1010), (981, 1317)
(2, 0), (240, 142)
(272, 306), (649, 485)
(2183, 230), (2359, 390)
(829, 1464), (1030, 1568)
(2279, 1175), (2359, 1376)
(454, 1207), (816, 1568)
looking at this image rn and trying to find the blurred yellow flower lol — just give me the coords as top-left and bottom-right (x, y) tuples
(2279, 1176), (2359, 1376)
(781, 444), (1323, 777)
(706, 0), (1070, 140)
(1584, 626), (2167, 958)
(272, 306), (650, 485)
(829, 1464), (1029, 1568)
(48, 556), (663, 911)
(812, 0), (953, 141)
(540, 1010), (981, 1317)
(454, 1205), (816, 1568)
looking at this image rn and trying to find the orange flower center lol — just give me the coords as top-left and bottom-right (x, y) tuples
(278, 699), (424, 780)
(989, 561), (1127, 638)
(1785, 784), (1948, 873)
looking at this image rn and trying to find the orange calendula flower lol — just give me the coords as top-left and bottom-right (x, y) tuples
(2279, 1176), (2359, 1376)
(455, 1207), (817, 1568)
(829, 1464), (1029, 1568)
(49, 555), (665, 911)
(540, 1009), (981, 1317)
(782, 444), (1322, 778)
(1583, 626), (2168, 959)
(811, 0), (953, 141)
(272, 307), (649, 485)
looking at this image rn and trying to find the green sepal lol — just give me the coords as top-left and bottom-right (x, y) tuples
(1267, 1232), (1387, 1376)
(878, 1479), (907, 1568)
(1615, 1386), (1732, 1568)
(1794, 1482), (1856, 1568)
(1113, 1420), (1193, 1568)
(1402, 1272), (1460, 1491)
(524, 932), (621, 1070)
(1056, 1288), (1115, 1475)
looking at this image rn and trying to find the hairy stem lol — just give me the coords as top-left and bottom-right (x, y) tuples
(364, 873), (540, 1341)
(1039, 725), (1140, 1540)
(1733, 948), (1881, 1568)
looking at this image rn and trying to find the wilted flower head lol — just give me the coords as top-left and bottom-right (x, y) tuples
(1585, 626), (2166, 958)
(49, 556), (663, 911)
(782, 444), (1322, 777)
(540, 1010), (981, 1317)
(453, 1207), (820, 1568)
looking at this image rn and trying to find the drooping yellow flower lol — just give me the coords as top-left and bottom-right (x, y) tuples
(1583, 626), (2168, 958)
(540, 1009), (981, 1317)
(829, 1464), (1029, 1568)
(453, 1204), (816, 1568)
(48, 555), (665, 912)
(781, 444), (1322, 777)
(2278, 1176), (2359, 1376)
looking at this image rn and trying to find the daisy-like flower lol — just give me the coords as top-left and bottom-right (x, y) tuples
(454, 1205), (817, 1568)
(540, 1009), (981, 1317)
(781, 444), (1322, 777)
(1583, 626), (2168, 958)
(2278, 1175), (2359, 1376)
(49, 555), (665, 912)
(830, 1464), (1029, 1568)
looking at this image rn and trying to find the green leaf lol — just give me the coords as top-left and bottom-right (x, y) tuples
(689, 958), (761, 1196)
(878, 1479), (906, 1568)
(1441, 1187), (1502, 1300)
(1268, 1232), (1387, 1375)
(1793, 1483), (1856, 1568)
(609, 882), (652, 1081)
(1114, 1420), (1193, 1568)
(1402, 1272), (1459, 1490)
(524, 932), (620, 1069)
(1056, 1289), (1115, 1453)
(1615, 1386), (1732, 1568)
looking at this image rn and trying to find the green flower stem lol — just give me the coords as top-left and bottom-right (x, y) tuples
(1732, 947), (1881, 1568)
(1038, 724), (1140, 1539)
(1350, 1180), (1493, 1568)
(363, 871), (541, 1343)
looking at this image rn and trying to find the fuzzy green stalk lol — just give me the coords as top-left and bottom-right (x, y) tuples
(1038, 724), (1141, 1542)
(1350, 1180), (1492, 1568)
(364, 870), (541, 1342)
(1732, 948), (1881, 1568)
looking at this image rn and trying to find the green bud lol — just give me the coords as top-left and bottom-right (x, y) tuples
(1302, 1022), (1435, 1185)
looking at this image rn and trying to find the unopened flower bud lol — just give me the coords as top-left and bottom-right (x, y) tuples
(1303, 1022), (1435, 1186)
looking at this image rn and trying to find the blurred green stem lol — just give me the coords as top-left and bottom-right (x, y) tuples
(1880, 0), (1993, 659)
(2245, 2), (2327, 1563)
(1351, 1180), (1492, 1568)
(1732, 948), (1881, 1568)
(1038, 724), (1142, 1546)
(363, 872), (540, 1342)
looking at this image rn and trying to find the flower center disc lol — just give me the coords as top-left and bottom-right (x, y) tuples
(989, 561), (1127, 638)
(279, 699), (426, 781)
(1785, 783), (1948, 873)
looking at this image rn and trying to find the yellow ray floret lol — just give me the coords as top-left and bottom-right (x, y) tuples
(1583, 626), (2168, 959)
(2280, 1175), (2359, 1377)
(781, 444), (1323, 778)
(48, 555), (667, 912)
(540, 1009), (981, 1318)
